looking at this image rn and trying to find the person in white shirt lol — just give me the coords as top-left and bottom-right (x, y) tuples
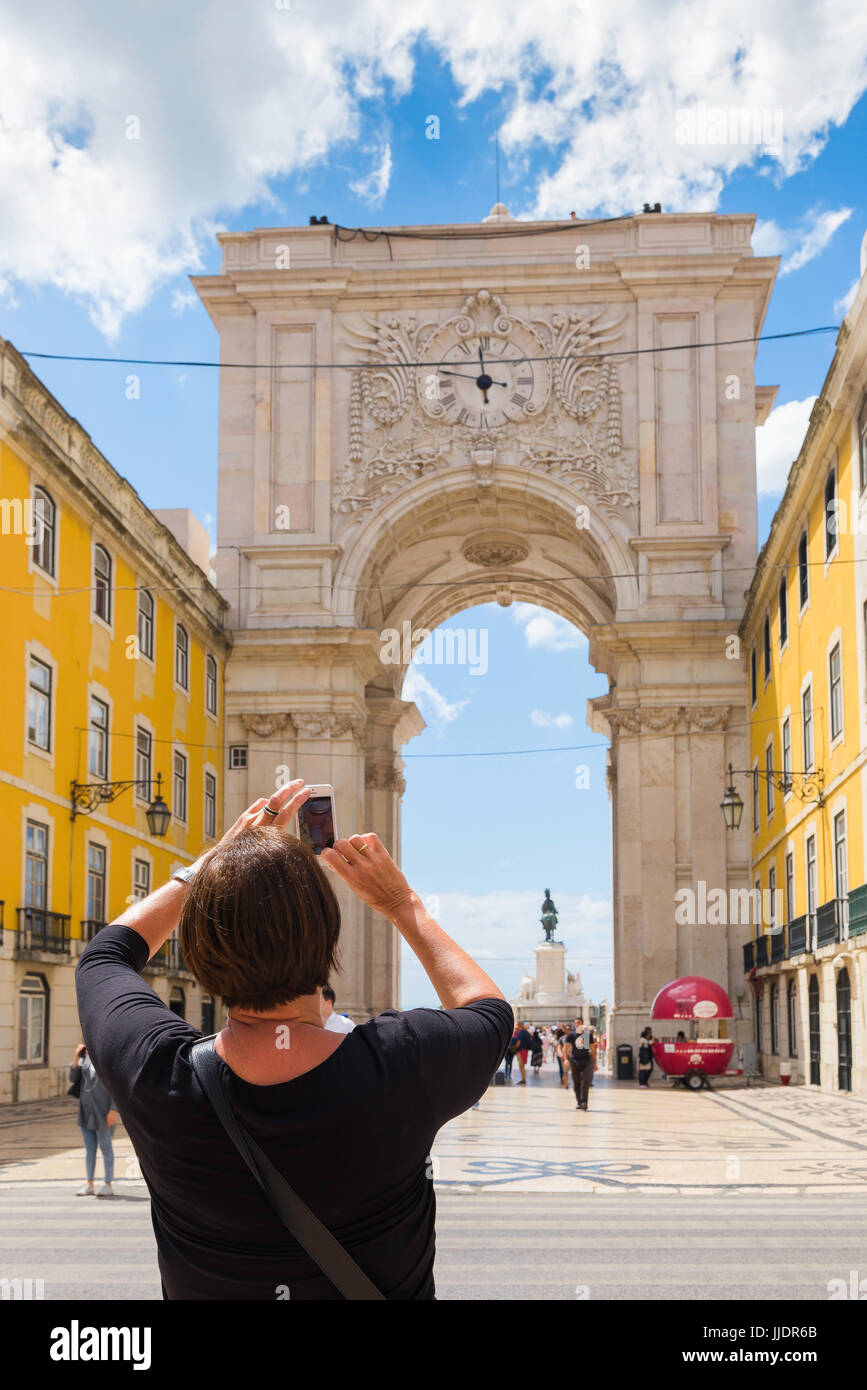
(320, 983), (356, 1033)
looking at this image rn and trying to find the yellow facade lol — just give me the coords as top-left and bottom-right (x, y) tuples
(741, 268), (867, 1091)
(0, 339), (230, 1102)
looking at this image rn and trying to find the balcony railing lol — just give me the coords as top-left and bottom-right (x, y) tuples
(144, 937), (187, 974)
(16, 907), (71, 954)
(788, 914), (807, 956)
(754, 934), (770, 967)
(80, 919), (107, 943)
(849, 883), (867, 938)
(816, 897), (848, 948)
(743, 940), (754, 972)
(770, 925), (787, 961)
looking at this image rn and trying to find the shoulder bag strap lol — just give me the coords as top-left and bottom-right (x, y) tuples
(189, 1037), (384, 1301)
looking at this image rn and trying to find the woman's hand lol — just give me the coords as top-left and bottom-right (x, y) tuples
(74, 1043), (86, 1061)
(105, 1110), (118, 1128)
(321, 833), (415, 919)
(215, 780), (313, 850)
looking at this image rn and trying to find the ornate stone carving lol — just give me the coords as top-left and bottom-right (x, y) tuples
(685, 706), (730, 731)
(608, 705), (730, 734)
(241, 712), (288, 738)
(365, 762), (406, 794)
(336, 294), (635, 520)
(292, 711), (366, 742)
(462, 535), (530, 567)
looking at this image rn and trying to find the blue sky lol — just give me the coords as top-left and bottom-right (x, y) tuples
(1, 3), (866, 1007)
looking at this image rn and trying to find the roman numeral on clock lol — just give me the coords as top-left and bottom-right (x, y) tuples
(511, 393), (528, 407)
(456, 407), (469, 425)
(517, 375), (533, 386)
(441, 392), (456, 407)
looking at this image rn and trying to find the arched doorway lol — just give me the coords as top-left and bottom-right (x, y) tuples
(808, 974), (821, 1085)
(836, 967), (852, 1092)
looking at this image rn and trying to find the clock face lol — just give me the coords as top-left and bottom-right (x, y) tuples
(419, 328), (549, 430)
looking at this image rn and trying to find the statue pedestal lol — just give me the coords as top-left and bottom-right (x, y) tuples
(534, 941), (567, 1000)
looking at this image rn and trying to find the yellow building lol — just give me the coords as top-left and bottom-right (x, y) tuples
(0, 338), (230, 1103)
(740, 240), (867, 1093)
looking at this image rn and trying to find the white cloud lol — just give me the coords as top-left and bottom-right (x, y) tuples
(512, 603), (586, 652)
(755, 397), (817, 497)
(834, 277), (860, 318)
(400, 888), (612, 1008)
(780, 207), (853, 275)
(402, 666), (469, 725)
(530, 708), (573, 728)
(349, 141), (392, 204)
(170, 288), (198, 315)
(1, 3), (867, 335)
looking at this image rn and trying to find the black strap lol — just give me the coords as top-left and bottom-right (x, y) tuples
(189, 1037), (384, 1301)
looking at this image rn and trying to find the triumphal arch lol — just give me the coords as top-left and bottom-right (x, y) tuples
(194, 205), (778, 1046)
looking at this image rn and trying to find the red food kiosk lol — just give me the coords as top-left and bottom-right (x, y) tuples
(650, 975), (736, 1091)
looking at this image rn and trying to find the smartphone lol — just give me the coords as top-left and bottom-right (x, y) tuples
(297, 784), (338, 856)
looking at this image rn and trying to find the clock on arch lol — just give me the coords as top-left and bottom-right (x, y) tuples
(418, 291), (550, 430)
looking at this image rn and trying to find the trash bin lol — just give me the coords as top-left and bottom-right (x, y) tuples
(616, 1043), (634, 1080)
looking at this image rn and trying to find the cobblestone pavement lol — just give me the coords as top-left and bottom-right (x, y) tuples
(1, 1064), (865, 1299)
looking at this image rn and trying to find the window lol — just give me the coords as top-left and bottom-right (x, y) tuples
(88, 696), (109, 780)
(86, 843), (106, 923)
(781, 717), (792, 792)
(806, 833), (818, 945)
(752, 766), (760, 832)
(770, 981), (780, 1055)
(201, 996), (215, 1034)
(765, 743), (774, 818)
(754, 877), (761, 927)
(27, 657), (52, 751)
(93, 544), (112, 623)
(755, 991), (763, 1054)
(229, 745), (248, 770)
(763, 614), (771, 680)
(205, 654), (218, 716)
(829, 642), (842, 741)
(768, 865), (777, 932)
(169, 987), (186, 1020)
(825, 468), (837, 558)
(175, 624), (189, 691)
(32, 487), (56, 576)
(135, 727), (152, 797)
(25, 821), (48, 909)
(798, 531), (809, 608)
(802, 684), (814, 768)
(18, 975), (47, 1065)
(204, 771), (217, 839)
(834, 810), (848, 905)
(173, 750), (188, 822)
(750, 648), (757, 705)
(859, 396), (867, 492)
(787, 978), (798, 1057)
(133, 859), (151, 901)
(137, 589), (154, 660)
(785, 850), (795, 923)
(778, 577), (788, 648)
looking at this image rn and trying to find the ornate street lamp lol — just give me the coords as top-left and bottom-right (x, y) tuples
(720, 761), (824, 830)
(720, 765), (744, 831)
(70, 771), (171, 838)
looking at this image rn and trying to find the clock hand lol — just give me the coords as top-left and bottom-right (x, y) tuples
(439, 369), (508, 387)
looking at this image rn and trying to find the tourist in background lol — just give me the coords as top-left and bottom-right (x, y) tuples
(504, 1025), (519, 1080)
(69, 1042), (118, 1197)
(530, 1028), (544, 1076)
(320, 983), (355, 1034)
(514, 1020), (532, 1085)
(565, 1018), (595, 1111)
(638, 1026), (657, 1087)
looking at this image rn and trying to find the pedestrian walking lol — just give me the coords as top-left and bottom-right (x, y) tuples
(554, 1026), (568, 1086)
(514, 1020), (533, 1084)
(504, 1026), (519, 1079)
(565, 1018), (595, 1111)
(69, 1042), (118, 1197)
(319, 983), (356, 1033)
(638, 1026), (656, 1087)
(530, 1028), (544, 1076)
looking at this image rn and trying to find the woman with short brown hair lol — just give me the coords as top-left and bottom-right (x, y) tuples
(76, 779), (511, 1300)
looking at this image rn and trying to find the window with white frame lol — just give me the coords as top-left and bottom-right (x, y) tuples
(87, 843), (106, 923)
(825, 468), (837, 559)
(173, 750), (188, 822)
(32, 487), (56, 577)
(88, 696), (109, 780)
(133, 858), (151, 901)
(785, 850), (795, 923)
(802, 684), (814, 768)
(18, 974), (47, 1065)
(205, 654), (218, 716)
(204, 771), (217, 839)
(798, 531), (809, 608)
(750, 647), (757, 705)
(806, 834), (818, 924)
(25, 821), (48, 909)
(765, 743), (774, 818)
(829, 642), (842, 741)
(778, 577), (788, 647)
(782, 716), (792, 791)
(229, 745), (247, 770)
(787, 977), (798, 1057)
(93, 544), (112, 623)
(763, 613), (771, 680)
(834, 810), (848, 906)
(135, 726), (153, 797)
(138, 589), (154, 660)
(768, 864), (777, 932)
(27, 656), (52, 751)
(175, 624), (189, 691)
(752, 766), (760, 832)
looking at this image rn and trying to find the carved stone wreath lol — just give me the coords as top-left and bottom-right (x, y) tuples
(462, 536), (530, 567)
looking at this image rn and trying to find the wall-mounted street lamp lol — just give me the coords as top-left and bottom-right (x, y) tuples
(720, 762), (825, 831)
(70, 772), (171, 838)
